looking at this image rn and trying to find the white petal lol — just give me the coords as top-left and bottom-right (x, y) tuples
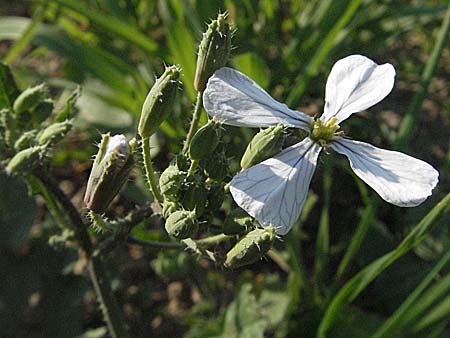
(321, 55), (396, 124)
(331, 137), (439, 207)
(203, 67), (312, 130)
(230, 138), (321, 235)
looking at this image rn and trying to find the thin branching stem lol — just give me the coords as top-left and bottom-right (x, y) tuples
(183, 91), (203, 153)
(142, 136), (163, 204)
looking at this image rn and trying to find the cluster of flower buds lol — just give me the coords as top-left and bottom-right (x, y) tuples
(84, 134), (136, 213)
(1, 71), (74, 175)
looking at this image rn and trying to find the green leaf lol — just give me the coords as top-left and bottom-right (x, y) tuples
(317, 192), (450, 338)
(0, 62), (20, 109)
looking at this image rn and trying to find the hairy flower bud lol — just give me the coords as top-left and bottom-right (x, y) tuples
(224, 227), (276, 268)
(222, 208), (254, 235)
(6, 146), (43, 175)
(14, 130), (38, 151)
(240, 123), (285, 169)
(138, 65), (180, 138)
(13, 83), (48, 115)
(194, 13), (231, 92)
(201, 149), (228, 181)
(84, 134), (135, 213)
(162, 200), (180, 219)
(165, 210), (198, 239)
(38, 120), (72, 145)
(159, 163), (186, 200)
(188, 119), (221, 160)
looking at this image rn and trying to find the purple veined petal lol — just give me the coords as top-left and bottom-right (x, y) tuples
(203, 67), (312, 131)
(331, 137), (439, 207)
(230, 137), (322, 235)
(321, 55), (396, 124)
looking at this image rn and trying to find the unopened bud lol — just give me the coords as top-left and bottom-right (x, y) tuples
(38, 120), (72, 145)
(6, 146), (43, 175)
(13, 83), (48, 115)
(240, 123), (285, 169)
(84, 134), (135, 213)
(159, 163), (186, 200)
(201, 149), (228, 181)
(188, 119), (221, 160)
(162, 200), (180, 219)
(194, 13), (231, 92)
(222, 208), (253, 235)
(224, 227), (276, 268)
(138, 65), (180, 138)
(14, 129), (38, 151)
(181, 175), (207, 216)
(165, 210), (198, 239)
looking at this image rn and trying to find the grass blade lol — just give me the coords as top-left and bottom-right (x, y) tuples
(316, 192), (450, 338)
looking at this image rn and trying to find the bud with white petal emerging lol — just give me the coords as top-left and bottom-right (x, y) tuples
(240, 123), (285, 169)
(194, 13), (231, 92)
(224, 227), (276, 268)
(84, 134), (135, 213)
(138, 65), (180, 138)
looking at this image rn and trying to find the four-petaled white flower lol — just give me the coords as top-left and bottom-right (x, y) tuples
(203, 55), (439, 235)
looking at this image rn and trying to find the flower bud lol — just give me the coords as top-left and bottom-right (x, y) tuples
(201, 149), (228, 181)
(6, 146), (43, 175)
(222, 208), (253, 235)
(181, 175), (207, 216)
(38, 120), (72, 145)
(188, 119), (221, 160)
(14, 129), (38, 151)
(194, 13), (231, 92)
(165, 209), (198, 239)
(224, 227), (276, 268)
(240, 123), (286, 169)
(0, 108), (17, 147)
(138, 65), (180, 138)
(84, 134), (135, 213)
(159, 163), (186, 200)
(207, 182), (225, 210)
(13, 83), (48, 115)
(162, 200), (179, 219)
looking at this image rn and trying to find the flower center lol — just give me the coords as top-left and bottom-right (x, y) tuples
(310, 117), (341, 147)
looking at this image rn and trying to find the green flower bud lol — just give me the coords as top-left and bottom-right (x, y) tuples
(222, 208), (253, 235)
(181, 175), (207, 216)
(194, 13), (232, 92)
(159, 163), (186, 199)
(162, 200), (180, 219)
(13, 83), (48, 115)
(14, 129), (38, 151)
(165, 209), (198, 239)
(0, 108), (17, 147)
(84, 134), (135, 213)
(6, 146), (43, 175)
(189, 119), (221, 160)
(224, 227), (276, 268)
(37, 119), (72, 145)
(240, 123), (286, 169)
(207, 182), (225, 210)
(201, 149), (228, 181)
(138, 65), (180, 138)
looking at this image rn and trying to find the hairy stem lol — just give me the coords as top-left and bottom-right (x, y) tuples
(33, 168), (130, 338)
(183, 91), (203, 153)
(142, 136), (163, 203)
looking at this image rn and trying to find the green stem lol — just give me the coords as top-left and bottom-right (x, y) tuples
(33, 168), (130, 338)
(188, 159), (199, 176)
(196, 233), (233, 247)
(394, 4), (450, 151)
(183, 91), (203, 153)
(128, 233), (232, 250)
(142, 137), (163, 203)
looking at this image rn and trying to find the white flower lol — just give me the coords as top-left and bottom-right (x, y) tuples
(203, 55), (439, 235)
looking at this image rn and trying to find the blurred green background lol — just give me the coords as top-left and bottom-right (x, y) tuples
(0, 1), (449, 337)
